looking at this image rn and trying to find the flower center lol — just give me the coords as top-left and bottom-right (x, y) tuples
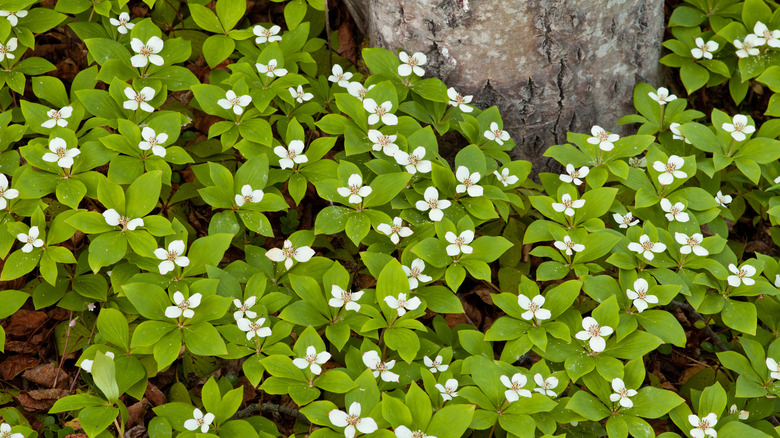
(118, 216), (130, 229)
(178, 300), (190, 311)
(0, 188), (5, 197)
(410, 267), (420, 278)
(25, 235), (34, 244)
(670, 206), (680, 215)
(391, 224), (402, 234)
(455, 237), (465, 246)
(55, 147), (67, 158)
(541, 381), (551, 390)
(427, 199), (438, 209)
(511, 381), (522, 391)
(562, 199), (573, 208)
(641, 241), (655, 251)
(700, 43), (710, 52)
(734, 122), (745, 131)
(51, 111), (62, 120)
(358, 88), (368, 99)
(340, 291), (352, 302)
(345, 414), (360, 426)
(764, 30), (773, 40)
(444, 386), (455, 395)
(0, 46), (8, 55)
(378, 135), (390, 147)
(431, 360), (440, 368)
(743, 41), (754, 51)
(196, 418), (205, 426)
(623, 216), (632, 225)
(375, 107), (386, 117)
(636, 289), (647, 300)
(462, 178), (473, 188)
(243, 194), (253, 203)
(597, 131), (609, 141)
(141, 45), (153, 57)
(349, 184), (360, 195)
(134, 93), (147, 103)
(267, 64), (276, 72)
(167, 251), (178, 261)
(397, 298), (407, 308)
(376, 362), (388, 373)
(230, 97), (241, 106)
(658, 91), (668, 100)
(147, 136), (158, 146)
(528, 302), (539, 313)
(306, 353), (317, 364)
(699, 420), (710, 430)
(738, 269), (747, 278)
(565, 240), (575, 249)
(286, 149), (296, 159)
(119, 18), (128, 25)
(249, 322), (260, 331)
(665, 163), (677, 173)
(282, 246), (296, 259)
(407, 57), (419, 67)
(619, 387), (629, 398)
(262, 29), (272, 38)
(295, 90), (304, 98)
(408, 154), (420, 165)
(411, 431), (425, 438)
(686, 237), (699, 247)
(493, 129), (503, 138)
(455, 95), (465, 105)
(587, 323), (601, 338)
(570, 170), (580, 178)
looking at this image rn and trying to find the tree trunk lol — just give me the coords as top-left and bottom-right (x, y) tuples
(346, 0), (664, 172)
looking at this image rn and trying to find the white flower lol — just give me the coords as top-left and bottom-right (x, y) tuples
(691, 37), (718, 59)
(16, 226), (43, 253)
(613, 212), (639, 229)
(652, 155), (687, 185)
(533, 374), (559, 397)
(0, 10), (27, 27)
(494, 168), (519, 186)
(265, 239), (315, 270)
(398, 51), (427, 77)
(164, 291), (201, 319)
(660, 198), (689, 222)
(649, 87), (677, 105)
(362, 350), (399, 382)
(384, 293), (422, 316)
(394, 146), (431, 174)
(670, 122), (691, 144)
(235, 184), (264, 207)
(138, 127), (168, 158)
(627, 234), (667, 261)
(154, 240), (190, 274)
(237, 316), (272, 340)
(445, 230), (474, 256)
(575, 316), (613, 352)
(626, 278), (658, 313)
(395, 426), (435, 438)
(501, 373), (532, 402)
(123, 86), (156, 112)
(553, 235), (585, 256)
(103, 208), (144, 231)
(0, 38), (17, 62)
(721, 114), (755, 142)
(69, 318), (77, 327)
(455, 166), (483, 197)
(424, 355), (449, 373)
(403, 258), (432, 289)
(766, 357), (780, 380)
(109, 12), (134, 34)
(776, 274), (780, 288)
(328, 285), (364, 312)
(739, 410), (750, 420)
(755, 21), (780, 48)
(435, 379), (459, 401)
(587, 125), (620, 151)
(42, 106), (73, 128)
(337, 174), (372, 204)
(688, 413), (718, 438)
(328, 64), (353, 87)
(79, 351), (115, 374)
(629, 156), (647, 168)
(517, 294), (551, 321)
(734, 35), (761, 58)
(727, 263), (756, 287)
(447, 87), (473, 112)
(0, 173), (19, 210)
(274, 140), (308, 169)
(217, 90), (252, 116)
(253, 25), (282, 44)
(289, 85), (313, 103)
(551, 193), (585, 217)
(293, 345), (331, 375)
(675, 232), (709, 257)
(346, 82), (375, 100)
(377, 217), (413, 244)
(233, 296), (257, 321)
(42, 137), (80, 168)
(87, 303), (96, 311)
(416, 187), (451, 221)
(329, 402), (378, 438)
(484, 122), (510, 145)
(715, 191), (732, 207)
(560, 164), (589, 186)
(130, 37), (164, 68)
(255, 59), (288, 77)
(609, 378), (637, 408)
(184, 409), (215, 433)
(368, 130), (399, 156)
(364, 99), (398, 125)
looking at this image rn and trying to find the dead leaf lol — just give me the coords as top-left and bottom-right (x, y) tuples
(4, 309), (48, 337)
(23, 363), (67, 388)
(145, 382), (167, 406)
(64, 418), (82, 431)
(0, 355), (41, 380)
(472, 285), (494, 305)
(124, 425), (147, 438)
(127, 399), (149, 429)
(14, 388), (67, 411)
(336, 19), (358, 64)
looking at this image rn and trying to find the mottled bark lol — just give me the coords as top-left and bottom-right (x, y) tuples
(348, 0), (664, 172)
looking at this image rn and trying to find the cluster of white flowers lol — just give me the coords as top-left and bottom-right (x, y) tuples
(377, 217), (412, 244)
(628, 234), (666, 260)
(165, 291), (201, 319)
(560, 164), (589, 186)
(403, 258), (432, 289)
(727, 263), (756, 287)
(721, 114), (755, 142)
(154, 240), (190, 274)
(362, 350), (399, 382)
(43, 137), (80, 168)
(16, 226), (43, 253)
(0, 9), (27, 26)
(0, 38), (17, 62)
(609, 378), (637, 408)
(218, 90), (252, 115)
(42, 106), (73, 128)
(139, 127), (168, 158)
(253, 25), (282, 44)
(416, 187), (450, 222)
(517, 294), (551, 321)
(265, 239), (315, 270)
(293, 345), (331, 375)
(648, 87), (677, 105)
(689, 413), (718, 438)
(501, 373), (531, 402)
(109, 12), (134, 34)
(234, 184), (264, 207)
(256, 59), (288, 77)
(104, 208), (144, 231)
(626, 278), (658, 313)
(691, 37), (718, 59)
(184, 409), (215, 433)
(329, 402), (378, 438)
(123, 86), (156, 113)
(588, 125), (619, 151)
(130, 37), (164, 68)
(734, 21), (780, 58)
(575, 316), (613, 352)
(275, 140), (308, 169)
(329, 285), (364, 312)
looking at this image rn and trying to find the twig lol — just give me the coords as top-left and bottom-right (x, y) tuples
(669, 300), (729, 352)
(53, 311), (74, 388)
(233, 403), (310, 424)
(323, 0), (333, 69)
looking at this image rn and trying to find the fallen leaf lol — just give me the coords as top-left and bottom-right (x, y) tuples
(23, 363), (67, 388)
(14, 388), (68, 411)
(4, 309), (48, 337)
(127, 399), (149, 429)
(0, 355), (40, 380)
(145, 382), (167, 406)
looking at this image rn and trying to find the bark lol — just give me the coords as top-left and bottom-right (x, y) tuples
(346, 0), (664, 172)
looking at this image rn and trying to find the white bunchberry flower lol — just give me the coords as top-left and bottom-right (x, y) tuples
(364, 99), (398, 125)
(728, 263), (756, 287)
(721, 114), (755, 142)
(533, 374), (559, 397)
(494, 168), (519, 186)
(447, 87), (473, 112)
(670, 122), (691, 144)
(234, 184), (264, 207)
(455, 166), (483, 197)
(255, 59), (288, 77)
(130, 37), (164, 68)
(362, 350), (399, 382)
(217, 90), (252, 116)
(253, 25), (282, 44)
(328, 64), (353, 87)
(395, 426), (435, 438)
(551, 193), (585, 217)
(237, 316), (272, 340)
(688, 413), (718, 438)
(42, 137), (80, 168)
(766, 357), (780, 380)
(755, 21), (780, 48)
(109, 12), (134, 34)
(553, 235), (585, 256)
(0, 10), (27, 27)
(416, 187), (451, 222)
(377, 217), (413, 244)
(394, 146), (431, 174)
(328, 285), (364, 312)
(265, 239), (315, 271)
(79, 351), (114, 374)
(0, 38), (17, 62)
(484, 122), (510, 145)
(613, 212), (639, 228)
(648, 87), (677, 105)
(42, 106), (73, 128)
(0, 174), (19, 210)
(328, 402), (378, 438)
(16, 226), (43, 253)
(674, 232), (707, 257)
(274, 140), (308, 169)
(368, 130), (399, 156)
(609, 378), (637, 408)
(424, 355), (449, 373)
(403, 258), (432, 290)
(628, 234), (667, 261)
(629, 156), (647, 168)
(103, 209), (144, 231)
(184, 409), (215, 433)
(715, 191), (732, 207)
(560, 164), (589, 186)
(398, 51), (427, 77)
(123, 86), (156, 112)
(691, 37), (718, 59)
(165, 291), (201, 319)
(660, 198), (689, 222)
(652, 155), (687, 185)
(233, 296), (257, 321)
(587, 125), (620, 151)
(138, 127), (168, 158)
(384, 293), (422, 316)
(346, 82), (375, 100)
(501, 373), (532, 402)
(293, 345), (331, 375)
(435, 379), (459, 401)
(154, 240), (190, 275)
(289, 85), (313, 103)
(517, 294), (551, 321)
(337, 174), (372, 204)
(445, 230), (474, 256)
(734, 35), (761, 58)
(626, 278), (658, 313)
(575, 316), (613, 352)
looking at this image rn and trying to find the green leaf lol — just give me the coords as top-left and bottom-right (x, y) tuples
(216, 0), (246, 30)
(80, 406), (119, 438)
(92, 352), (119, 402)
(315, 370), (357, 393)
(362, 173), (411, 208)
(426, 404), (475, 438)
(565, 391), (610, 421)
(183, 233), (234, 277)
(0, 290), (29, 319)
(125, 170), (162, 218)
(384, 328), (420, 363)
(97, 308), (130, 352)
(203, 34), (236, 68)
(189, 3), (224, 33)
